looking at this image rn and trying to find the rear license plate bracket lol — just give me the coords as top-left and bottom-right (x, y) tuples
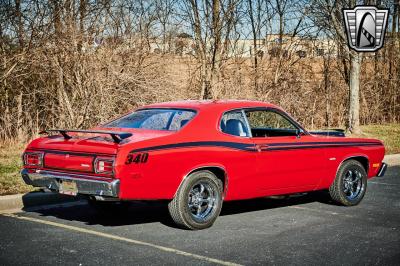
(59, 180), (78, 196)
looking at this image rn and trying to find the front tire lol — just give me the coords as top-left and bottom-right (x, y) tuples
(329, 160), (367, 206)
(168, 171), (223, 230)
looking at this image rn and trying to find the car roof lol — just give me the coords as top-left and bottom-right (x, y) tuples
(141, 100), (279, 111)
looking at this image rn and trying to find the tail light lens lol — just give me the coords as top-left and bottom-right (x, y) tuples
(94, 157), (114, 175)
(23, 152), (44, 167)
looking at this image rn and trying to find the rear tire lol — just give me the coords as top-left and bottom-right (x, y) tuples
(329, 160), (367, 206)
(168, 171), (223, 230)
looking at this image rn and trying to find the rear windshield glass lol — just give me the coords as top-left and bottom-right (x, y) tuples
(103, 108), (196, 131)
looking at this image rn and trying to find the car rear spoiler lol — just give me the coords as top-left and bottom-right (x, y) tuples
(309, 129), (345, 137)
(40, 129), (133, 144)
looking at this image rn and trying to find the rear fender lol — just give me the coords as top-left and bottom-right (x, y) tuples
(175, 164), (228, 199)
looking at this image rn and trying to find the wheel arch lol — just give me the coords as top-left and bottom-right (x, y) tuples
(338, 155), (369, 174)
(176, 165), (228, 199)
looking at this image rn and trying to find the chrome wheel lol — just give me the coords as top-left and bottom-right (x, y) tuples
(188, 181), (217, 222)
(168, 170), (223, 230)
(329, 160), (367, 206)
(343, 169), (363, 200)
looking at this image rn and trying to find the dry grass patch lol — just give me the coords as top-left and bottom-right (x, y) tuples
(0, 143), (34, 195)
(358, 124), (400, 155)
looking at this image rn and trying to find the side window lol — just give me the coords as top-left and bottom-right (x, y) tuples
(220, 110), (250, 137)
(245, 110), (297, 137)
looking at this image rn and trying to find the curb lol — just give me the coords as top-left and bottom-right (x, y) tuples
(384, 154), (400, 166)
(0, 191), (80, 212)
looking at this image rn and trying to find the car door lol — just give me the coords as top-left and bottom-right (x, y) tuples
(218, 109), (261, 199)
(244, 108), (327, 192)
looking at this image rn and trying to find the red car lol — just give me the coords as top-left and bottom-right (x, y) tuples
(21, 100), (387, 229)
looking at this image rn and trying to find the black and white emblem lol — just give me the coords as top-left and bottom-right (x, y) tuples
(343, 6), (389, 52)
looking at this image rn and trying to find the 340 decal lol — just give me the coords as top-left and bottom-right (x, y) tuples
(125, 153), (149, 164)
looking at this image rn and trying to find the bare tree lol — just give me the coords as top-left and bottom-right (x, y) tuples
(309, 0), (362, 134)
(245, 0), (274, 90)
(154, 0), (176, 54)
(15, 0), (24, 48)
(182, 0), (240, 99)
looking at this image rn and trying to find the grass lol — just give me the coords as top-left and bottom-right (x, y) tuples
(0, 142), (35, 196)
(350, 124), (400, 154)
(0, 123), (398, 196)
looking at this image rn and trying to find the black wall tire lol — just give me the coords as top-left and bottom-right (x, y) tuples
(329, 160), (368, 206)
(168, 170), (223, 230)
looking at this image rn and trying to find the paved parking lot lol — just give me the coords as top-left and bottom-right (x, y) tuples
(1, 165), (399, 265)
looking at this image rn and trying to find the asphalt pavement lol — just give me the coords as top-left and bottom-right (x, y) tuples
(1, 165), (399, 265)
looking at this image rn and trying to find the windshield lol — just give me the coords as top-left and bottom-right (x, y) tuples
(103, 108), (196, 131)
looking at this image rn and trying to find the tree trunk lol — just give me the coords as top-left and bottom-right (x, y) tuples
(53, 0), (62, 41)
(347, 51), (362, 134)
(274, 0), (285, 86)
(210, 0), (222, 99)
(189, 0), (210, 99)
(16, 92), (23, 139)
(200, 60), (211, 99)
(15, 0), (24, 49)
(323, 55), (331, 128)
(248, 0), (259, 91)
(78, 0), (87, 51)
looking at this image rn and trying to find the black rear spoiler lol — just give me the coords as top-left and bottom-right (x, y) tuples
(40, 129), (132, 144)
(309, 129), (345, 137)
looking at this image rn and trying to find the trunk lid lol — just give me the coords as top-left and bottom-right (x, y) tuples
(27, 128), (174, 173)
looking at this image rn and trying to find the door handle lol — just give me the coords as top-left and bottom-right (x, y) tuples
(256, 144), (269, 152)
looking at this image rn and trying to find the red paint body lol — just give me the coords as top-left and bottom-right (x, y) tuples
(23, 100), (385, 201)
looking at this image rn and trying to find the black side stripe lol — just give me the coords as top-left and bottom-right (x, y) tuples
(131, 141), (257, 153)
(266, 141), (382, 147)
(130, 141), (382, 153)
(267, 143), (380, 152)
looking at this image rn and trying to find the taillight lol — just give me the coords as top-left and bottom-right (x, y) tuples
(23, 152), (44, 167)
(94, 157), (114, 175)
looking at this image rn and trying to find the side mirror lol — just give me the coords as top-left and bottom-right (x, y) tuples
(296, 129), (304, 138)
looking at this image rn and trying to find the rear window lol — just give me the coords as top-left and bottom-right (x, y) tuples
(103, 108), (196, 131)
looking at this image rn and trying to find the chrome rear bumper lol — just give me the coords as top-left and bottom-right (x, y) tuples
(21, 169), (120, 198)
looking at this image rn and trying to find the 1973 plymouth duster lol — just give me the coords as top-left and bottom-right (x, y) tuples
(21, 100), (387, 229)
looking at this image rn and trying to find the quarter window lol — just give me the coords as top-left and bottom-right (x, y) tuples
(220, 111), (250, 137)
(169, 110), (197, 130)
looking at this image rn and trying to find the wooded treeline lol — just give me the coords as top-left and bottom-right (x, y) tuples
(0, 0), (399, 141)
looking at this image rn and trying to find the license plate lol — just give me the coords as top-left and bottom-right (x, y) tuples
(59, 180), (78, 196)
